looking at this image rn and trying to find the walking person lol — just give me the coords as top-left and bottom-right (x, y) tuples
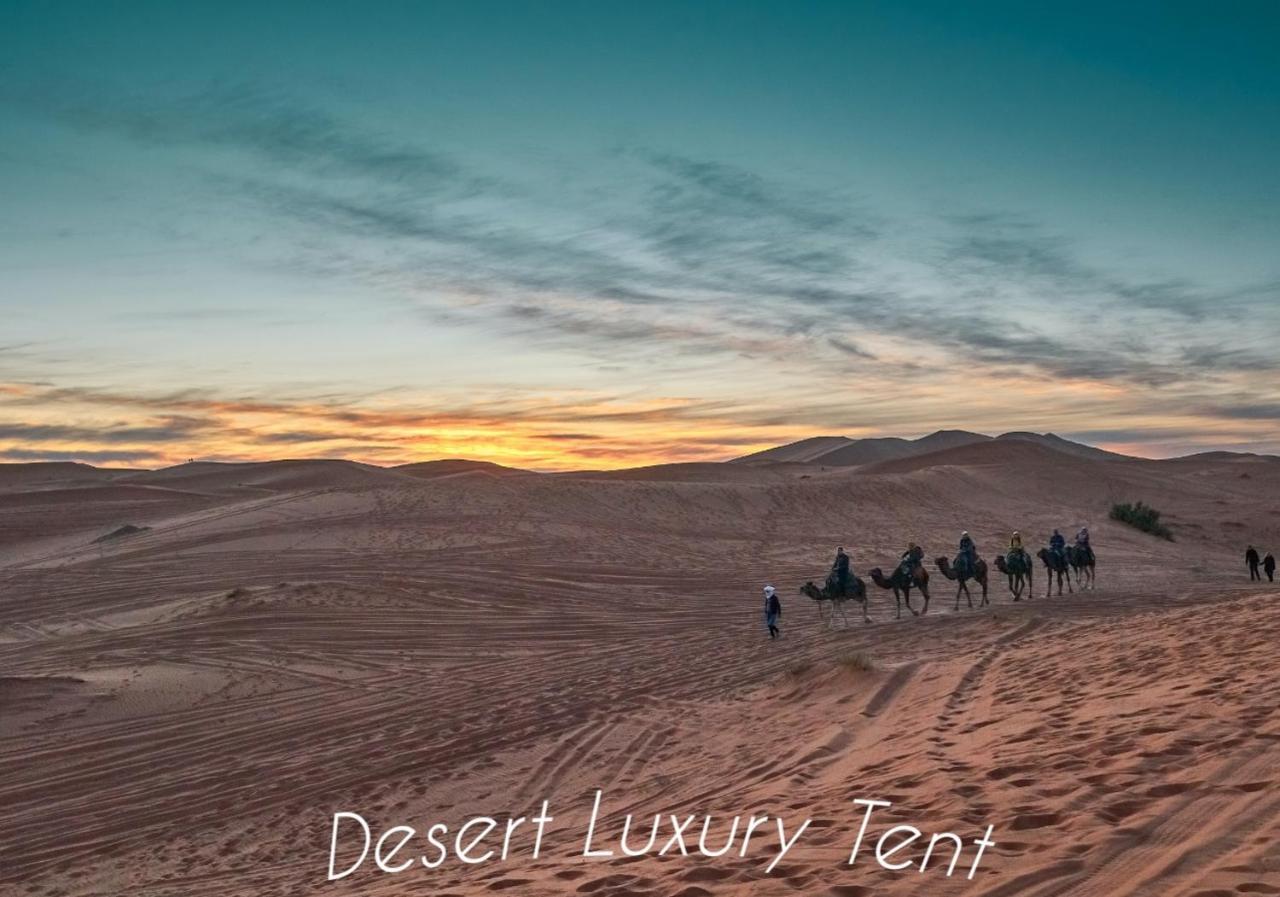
(1264, 552), (1276, 583)
(763, 585), (782, 639)
(1246, 545), (1261, 581)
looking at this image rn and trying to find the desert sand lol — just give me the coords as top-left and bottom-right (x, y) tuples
(2, 440), (1279, 896)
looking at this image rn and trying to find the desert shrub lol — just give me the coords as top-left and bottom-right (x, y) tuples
(836, 650), (877, 672)
(787, 660), (813, 677)
(1109, 501), (1174, 540)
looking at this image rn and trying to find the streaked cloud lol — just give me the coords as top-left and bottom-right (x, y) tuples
(3, 57), (1277, 466)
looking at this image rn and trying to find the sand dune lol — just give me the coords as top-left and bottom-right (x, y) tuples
(738, 430), (1148, 468)
(393, 459), (533, 479)
(1, 447), (1277, 896)
(120, 458), (401, 492)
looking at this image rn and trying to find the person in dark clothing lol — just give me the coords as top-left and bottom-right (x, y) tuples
(763, 585), (782, 639)
(1050, 530), (1066, 551)
(831, 547), (852, 594)
(1264, 553), (1276, 582)
(900, 542), (924, 577)
(1246, 546), (1261, 581)
(958, 532), (977, 575)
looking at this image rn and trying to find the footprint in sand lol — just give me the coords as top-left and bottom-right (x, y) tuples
(828, 886), (872, 897)
(1009, 810), (1062, 831)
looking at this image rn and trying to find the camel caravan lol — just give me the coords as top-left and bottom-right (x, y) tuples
(799, 528), (1097, 629)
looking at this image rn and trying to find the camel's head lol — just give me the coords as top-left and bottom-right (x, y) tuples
(934, 556), (949, 568)
(799, 581), (821, 600)
(1037, 547), (1050, 560)
(993, 555), (1008, 573)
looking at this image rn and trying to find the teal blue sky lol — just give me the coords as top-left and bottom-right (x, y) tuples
(2, 2), (1279, 466)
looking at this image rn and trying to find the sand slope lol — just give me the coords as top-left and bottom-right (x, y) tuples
(1, 447), (1277, 896)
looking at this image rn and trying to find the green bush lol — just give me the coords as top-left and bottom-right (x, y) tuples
(1110, 501), (1174, 540)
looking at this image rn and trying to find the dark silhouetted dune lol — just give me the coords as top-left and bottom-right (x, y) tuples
(393, 459), (532, 479)
(121, 459), (397, 492)
(0, 461), (123, 489)
(996, 430), (1133, 461)
(732, 435), (855, 464)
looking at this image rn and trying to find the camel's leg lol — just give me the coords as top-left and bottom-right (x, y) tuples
(920, 584), (930, 615)
(980, 577), (989, 606)
(839, 601), (850, 629)
(964, 579), (973, 609)
(954, 582), (962, 611)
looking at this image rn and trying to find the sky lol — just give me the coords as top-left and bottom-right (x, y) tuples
(2, 1), (1279, 469)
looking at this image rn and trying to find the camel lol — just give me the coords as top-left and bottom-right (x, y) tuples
(799, 577), (869, 627)
(935, 556), (989, 610)
(1068, 545), (1096, 590)
(868, 562), (930, 618)
(1037, 547), (1074, 597)
(993, 553), (1033, 600)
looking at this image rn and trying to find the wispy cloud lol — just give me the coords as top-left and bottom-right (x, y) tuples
(0, 447), (162, 464)
(5, 82), (1279, 464)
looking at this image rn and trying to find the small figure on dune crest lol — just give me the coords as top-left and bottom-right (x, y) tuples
(763, 585), (782, 639)
(1246, 545), (1261, 581)
(935, 531), (988, 610)
(1264, 552), (1275, 582)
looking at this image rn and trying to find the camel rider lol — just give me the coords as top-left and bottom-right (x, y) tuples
(1049, 529), (1066, 563)
(900, 542), (924, 577)
(1007, 531), (1027, 567)
(958, 532), (977, 575)
(830, 546), (853, 593)
(1076, 527), (1093, 562)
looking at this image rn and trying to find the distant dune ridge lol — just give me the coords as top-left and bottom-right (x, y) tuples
(732, 429), (1138, 466)
(4, 430), (1271, 490)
